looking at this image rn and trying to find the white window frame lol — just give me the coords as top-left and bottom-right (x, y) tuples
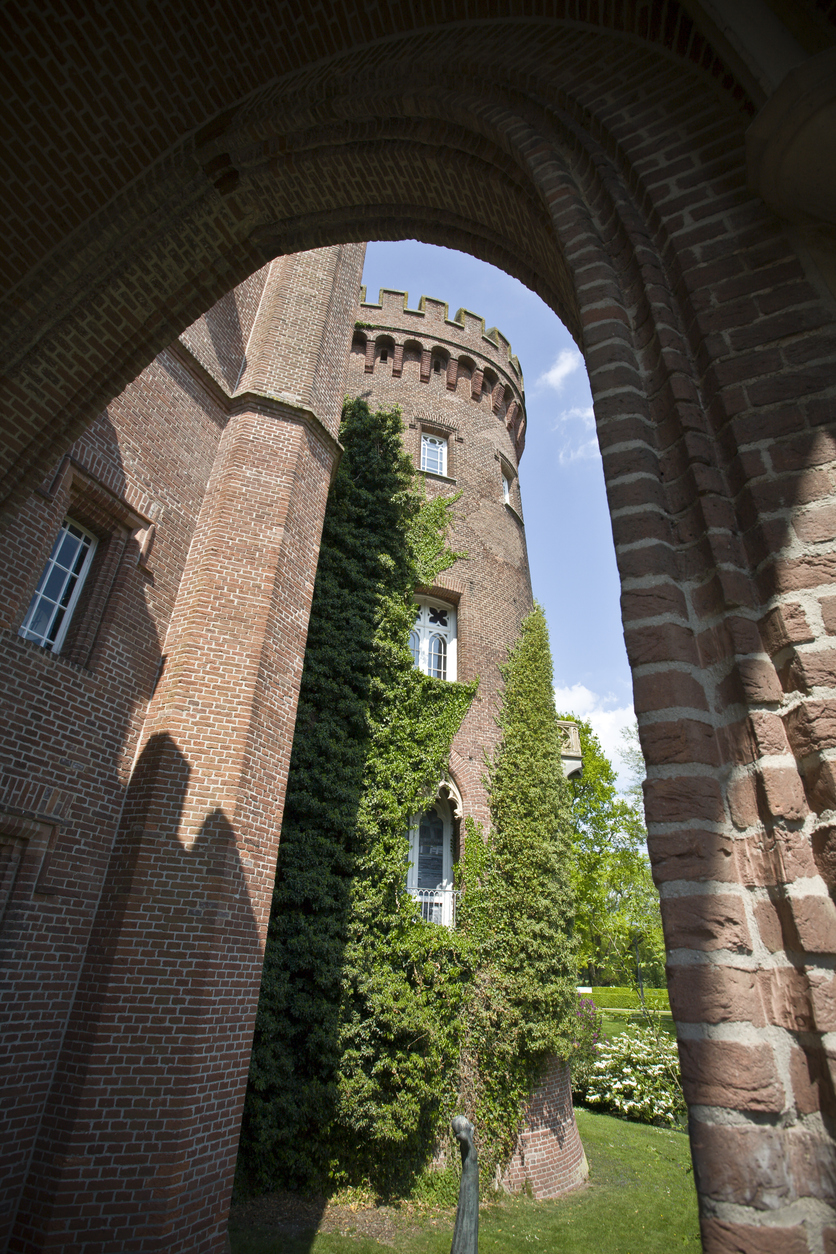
(420, 432), (448, 477)
(409, 597), (457, 681)
(502, 473), (510, 504)
(18, 517), (97, 653)
(406, 793), (456, 927)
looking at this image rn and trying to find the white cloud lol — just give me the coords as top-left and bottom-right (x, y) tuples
(535, 348), (583, 393)
(551, 405), (597, 464)
(553, 682), (636, 788)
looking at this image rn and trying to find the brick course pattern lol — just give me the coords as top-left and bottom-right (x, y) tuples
(4, 5), (836, 1252)
(350, 288), (586, 1197)
(501, 1061), (588, 1200)
(0, 247), (364, 1254)
(348, 287), (532, 825)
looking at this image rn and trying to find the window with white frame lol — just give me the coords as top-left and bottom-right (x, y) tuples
(18, 518), (97, 653)
(409, 598), (456, 681)
(420, 433), (447, 477)
(406, 794), (456, 926)
(502, 473), (510, 504)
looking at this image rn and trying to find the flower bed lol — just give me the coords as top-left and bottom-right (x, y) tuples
(580, 1025), (685, 1127)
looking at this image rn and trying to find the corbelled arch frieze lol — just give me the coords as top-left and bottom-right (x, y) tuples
(3, 5), (836, 1251)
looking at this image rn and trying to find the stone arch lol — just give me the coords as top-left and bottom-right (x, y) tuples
(4, 6), (836, 1252)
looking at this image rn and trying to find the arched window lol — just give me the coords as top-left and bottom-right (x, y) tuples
(406, 792), (456, 926)
(410, 598), (456, 680)
(420, 432), (447, 476)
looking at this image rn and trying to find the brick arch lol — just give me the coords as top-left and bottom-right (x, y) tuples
(4, 6), (836, 1252)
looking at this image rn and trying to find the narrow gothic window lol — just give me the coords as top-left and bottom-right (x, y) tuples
(18, 518), (97, 653)
(406, 794), (455, 926)
(411, 598), (456, 680)
(421, 433), (447, 476)
(380, 350), (388, 362)
(502, 474), (510, 504)
(428, 634), (447, 679)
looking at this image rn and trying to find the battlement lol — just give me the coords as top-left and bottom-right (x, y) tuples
(358, 287), (523, 386)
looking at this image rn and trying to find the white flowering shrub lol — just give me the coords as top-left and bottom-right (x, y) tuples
(584, 1025), (686, 1126)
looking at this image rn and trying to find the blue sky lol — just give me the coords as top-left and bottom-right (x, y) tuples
(361, 241), (636, 781)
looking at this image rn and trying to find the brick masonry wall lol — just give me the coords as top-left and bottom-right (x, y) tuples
(2, 246), (364, 1253)
(348, 288), (532, 825)
(501, 1061), (588, 1199)
(351, 288), (587, 1197)
(4, 6), (836, 1252)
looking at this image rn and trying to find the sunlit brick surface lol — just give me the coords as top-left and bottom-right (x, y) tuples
(348, 287), (532, 826)
(1, 247), (364, 1253)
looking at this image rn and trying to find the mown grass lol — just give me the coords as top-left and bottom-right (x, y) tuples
(228, 1108), (700, 1254)
(601, 1010), (677, 1039)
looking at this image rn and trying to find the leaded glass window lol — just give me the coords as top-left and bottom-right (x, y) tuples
(406, 794), (456, 926)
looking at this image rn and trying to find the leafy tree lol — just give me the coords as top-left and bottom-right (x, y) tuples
(458, 607), (577, 1178)
(556, 716), (665, 987)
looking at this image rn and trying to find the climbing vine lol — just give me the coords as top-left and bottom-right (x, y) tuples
(239, 397), (474, 1196)
(238, 402), (577, 1201)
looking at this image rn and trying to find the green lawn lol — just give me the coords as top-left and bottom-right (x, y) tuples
(228, 1108), (700, 1254)
(601, 1010), (677, 1039)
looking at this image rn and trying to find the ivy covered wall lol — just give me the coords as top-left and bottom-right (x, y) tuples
(238, 397), (576, 1198)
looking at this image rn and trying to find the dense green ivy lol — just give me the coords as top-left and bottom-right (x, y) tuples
(238, 400), (576, 1200)
(456, 606), (578, 1181)
(239, 397), (474, 1196)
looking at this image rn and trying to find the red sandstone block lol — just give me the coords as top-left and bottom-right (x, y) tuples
(783, 700), (836, 757)
(679, 1039), (784, 1111)
(691, 1120), (836, 1208)
(661, 893), (752, 952)
(747, 711), (790, 757)
(821, 597), (836, 635)
(633, 669), (709, 714)
(639, 717), (720, 767)
(790, 1043), (836, 1117)
(649, 829), (739, 884)
(787, 648), (836, 691)
(789, 894), (836, 954)
(644, 774), (725, 824)
(758, 765), (808, 823)
(623, 621), (700, 667)
(753, 899), (788, 953)
(667, 962), (763, 1025)
(620, 582), (689, 623)
(701, 1217), (810, 1254)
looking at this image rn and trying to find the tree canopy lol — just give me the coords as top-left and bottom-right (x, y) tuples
(556, 716), (665, 987)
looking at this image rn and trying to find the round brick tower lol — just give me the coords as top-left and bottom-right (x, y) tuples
(346, 285), (588, 1200)
(348, 286), (532, 827)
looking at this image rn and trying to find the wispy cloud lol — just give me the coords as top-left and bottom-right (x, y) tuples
(552, 405), (597, 464)
(535, 348), (583, 393)
(553, 682), (635, 788)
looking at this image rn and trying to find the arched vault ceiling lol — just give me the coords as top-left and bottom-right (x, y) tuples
(1, 8), (756, 515)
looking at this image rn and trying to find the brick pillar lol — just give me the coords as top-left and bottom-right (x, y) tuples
(8, 243), (365, 1254)
(10, 400), (339, 1254)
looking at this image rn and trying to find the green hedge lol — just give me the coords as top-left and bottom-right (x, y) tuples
(587, 987), (670, 1012)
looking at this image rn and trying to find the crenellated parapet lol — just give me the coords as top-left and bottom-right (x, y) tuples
(354, 288), (527, 459)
